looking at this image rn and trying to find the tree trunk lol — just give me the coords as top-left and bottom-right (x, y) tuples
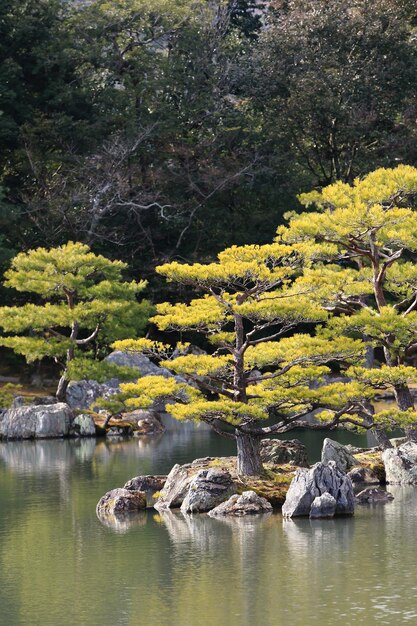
(235, 431), (263, 476)
(372, 427), (393, 450)
(393, 384), (417, 442)
(56, 372), (69, 402)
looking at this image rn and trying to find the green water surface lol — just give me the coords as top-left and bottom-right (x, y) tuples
(0, 429), (416, 626)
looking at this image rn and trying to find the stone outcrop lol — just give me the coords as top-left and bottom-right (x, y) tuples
(124, 475), (167, 493)
(260, 438), (308, 467)
(309, 492), (337, 519)
(321, 438), (358, 473)
(347, 466), (381, 486)
(180, 469), (236, 514)
(96, 488), (146, 517)
(0, 403), (73, 440)
(70, 414), (96, 437)
(282, 461), (354, 518)
(382, 441), (417, 485)
(154, 463), (194, 510)
(67, 350), (186, 410)
(208, 491), (272, 517)
(355, 487), (394, 504)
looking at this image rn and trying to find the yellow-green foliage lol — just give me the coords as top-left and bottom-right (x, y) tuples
(0, 383), (22, 408)
(0, 242), (152, 379)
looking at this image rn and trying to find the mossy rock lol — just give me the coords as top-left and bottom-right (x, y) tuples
(352, 450), (386, 484)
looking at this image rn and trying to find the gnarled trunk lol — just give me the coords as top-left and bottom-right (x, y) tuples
(235, 430), (263, 476)
(56, 372), (69, 402)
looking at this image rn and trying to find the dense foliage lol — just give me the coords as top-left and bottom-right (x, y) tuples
(1, 0), (417, 295)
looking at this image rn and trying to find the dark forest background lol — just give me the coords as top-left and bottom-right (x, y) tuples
(1, 0), (417, 305)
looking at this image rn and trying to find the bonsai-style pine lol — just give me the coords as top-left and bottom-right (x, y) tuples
(0, 242), (152, 400)
(111, 243), (368, 475)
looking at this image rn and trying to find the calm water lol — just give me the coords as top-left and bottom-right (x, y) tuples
(1, 427), (417, 626)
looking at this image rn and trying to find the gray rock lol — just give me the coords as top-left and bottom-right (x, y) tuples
(355, 487), (394, 504)
(321, 438), (357, 473)
(105, 350), (175, 377)
(70, 414), (96, 437)
(347, 466), (381, 486)
(309, 493), (337, 519)
(180, 469), (236, 514)
(124, 474), (167, 492)
(154, 464), (194, 510)
(260, 438), (308, 467)
(282, 461), (354, 518)
(0, 403), (73, 440)
(12, 395), (57, 408)
(382, 442), (417, 484)
(208, 491), (272, 517)
(66, 351), (186, 411)
(66, 378), (120, 410)
(96, 488), (146, 516)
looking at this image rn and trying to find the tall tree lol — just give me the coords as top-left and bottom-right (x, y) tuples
(278, 165), (417, 441)
(108, 243), (370, 475)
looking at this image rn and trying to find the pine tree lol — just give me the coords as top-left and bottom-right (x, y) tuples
(0, 242), (152, 400)
(111, 243), (368, 475)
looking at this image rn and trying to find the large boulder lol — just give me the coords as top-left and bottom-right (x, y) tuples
(382, 441), (417, 484)
(282, 461), (354, 518)
(96, 488), (146, 518)
(124, 475), (167, 507)
(66, 379), (119, 411)
(208, 491), (272, 517)
(66, 351), (186, 410)
(260, 438), (308, 467)
(321, 438), (358, 473)
(0, 403), (73, 440)
(180, 469), (236, 514)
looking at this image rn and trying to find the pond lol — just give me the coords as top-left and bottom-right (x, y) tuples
(1, 427), (417, 626)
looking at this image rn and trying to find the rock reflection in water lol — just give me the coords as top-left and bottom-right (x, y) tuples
(96, 509), (147, 534)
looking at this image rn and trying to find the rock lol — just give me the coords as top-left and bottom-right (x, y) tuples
(105, 350), (175, 377)
(66, 379), (120, 411)
(260, 438), (308, 467)
(321, 438), (357, 473)
(11, 395), (57, 408)
(347, 466), (381, 486)
(96, 488), (146, 516)
(0, 403), (73, 440)
(180, 469), (236, 514)
(282, 461), (354, 518)
(355, 487), (394, 504)
(208, 491), (272, 517)
(124, 475), (167, 493)
(309, 492), (337, 519)
(390, 437), (408, 448)
(154, 463), (194, 510)
(382, 442), (417, 484)
(70, 414), (96, 437)
(66, 351), (186, 411)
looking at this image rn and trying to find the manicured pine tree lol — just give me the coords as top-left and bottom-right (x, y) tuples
(111, 243), (369, 475)
(0, 242), (152, 400)
(278, 164), (417, 444)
